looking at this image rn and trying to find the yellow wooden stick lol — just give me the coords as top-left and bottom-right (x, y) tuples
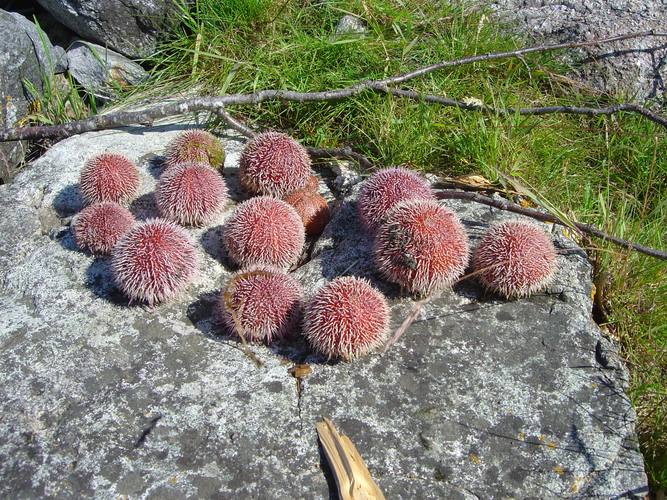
(316, 418), (385, 500)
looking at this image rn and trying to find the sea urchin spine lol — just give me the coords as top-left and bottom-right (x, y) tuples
(239, 131), (311, 197)
(223, 196), (305, 270)
(357, 167), (435, 232)
(72, 202), (135, 255)
(472, 220), (557, 298)
(303, 276), (389, 361)
(373, 199), (469, 295)
(220, 267), (302, 344)
(156, 162), (228, 226)
(111, 218), (198, 305)
(79, 153), (140, 205)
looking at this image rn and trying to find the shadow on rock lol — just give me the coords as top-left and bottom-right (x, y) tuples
(140, 153), (166, 180)
(201, 225), (236, 269)
(53, 183), (84, 217)
(223, 166), (251, 203)
(85, 257), (129, 305)
(186, 290), (221, 337)
(130, 192), (159, 221)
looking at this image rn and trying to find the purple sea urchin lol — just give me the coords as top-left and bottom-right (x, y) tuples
(239, 131), (311, 197)
(79, 153), (140, 205)
(303, 276), (389, 361)
(111, 219), (198, 305)
(357, 167), (435, 232)
(164, 130), (225, 170)
(472, 220), (557, 298)
(219, 266), (302, 343)
(156, 162), (228, 226)
(72, 202), (135, 255)
(223, 196), (305, 270)
(373, 199), (469, 295)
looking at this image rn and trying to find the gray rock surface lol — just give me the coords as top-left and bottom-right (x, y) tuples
(487, 0), (667, 103)
(0, 122), (648, 498)
(36, 0), (179, 59)
(66, 41), (148, 100)
(0, 9), (63, 184)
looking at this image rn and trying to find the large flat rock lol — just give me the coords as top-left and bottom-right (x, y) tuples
(0, 123), (647, 498)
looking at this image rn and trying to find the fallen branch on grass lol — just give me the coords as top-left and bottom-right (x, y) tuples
(436, 190), (667, 260)
(2, 31), (667, 142)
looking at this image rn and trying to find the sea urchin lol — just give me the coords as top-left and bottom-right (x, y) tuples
(219, 267), (302, 344)
(164, 129), (225, 170)
(72, 202), (135, 255)
(472, 220), (557, 298)
(357, 167), (435, 232)
(239, 131), (311, 197)
(156, 162), (228, 226)
(111, 218), (198, 305)
(223, 196), (305, 270)
(283, 188), (331, 237)
(303, 276), (390, 361)
(373, 199), (469, 295)
(79, 153), (140, 205)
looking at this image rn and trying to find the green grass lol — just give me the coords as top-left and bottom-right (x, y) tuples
(125, 0), (665, 488)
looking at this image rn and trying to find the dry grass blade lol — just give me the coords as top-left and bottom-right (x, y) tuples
(316, 418), (385, 500)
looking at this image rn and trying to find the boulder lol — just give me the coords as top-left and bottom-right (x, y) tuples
(0, 122), (647, 497)
(487, 0), (666, 102)
(35, 0), (179, 59)
(66, 41), (148, 100)
(0, 9), (64, 184)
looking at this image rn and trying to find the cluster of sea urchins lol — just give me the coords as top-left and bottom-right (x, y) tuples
(71, 129), (557, 361)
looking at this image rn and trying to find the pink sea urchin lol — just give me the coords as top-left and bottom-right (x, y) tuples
(219, 267), (302, 343)
(373, 199), (469, 295)
(283, 188), (331, 237)
(472, 220), (557, 298)
(357, 167), (435, 232)
(303, 276), (389, 361)
(79, 153), (140, 205)
(239, 131), (311, 197)
(111, 218), (198, 305)
(164, 129), (225, 171)
(156, 162), (228, 226)
(72, 202), (135, 255)
(223, 196), (305, 270)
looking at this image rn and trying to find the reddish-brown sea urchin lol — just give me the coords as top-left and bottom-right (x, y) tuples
(283, 188), (331, 237)
(305, 174), (319, 192)
(164, 129), (225, 170)
(220, 267), (302, 343)
(357, 167), (435, 232)
(111, 219), (198, 305)
(223, 196), (305, 270)
(156, 162), (228, 226)
(373, 199), (469, 295)
(239, 131), (311, 197)
(303, 276), (389, 361)
(79, 153), (140, 205)
(472, 220), (557, 298)
(72, 202), (135, 255)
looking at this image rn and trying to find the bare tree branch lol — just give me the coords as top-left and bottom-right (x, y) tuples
(2, 31), (666, 142)
(380, 30), (667, 86)
(379, 86), (667, 128)
(436, 190), (667, 260)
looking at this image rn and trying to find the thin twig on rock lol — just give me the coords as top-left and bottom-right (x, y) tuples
(2, 31), (666, 142)
(215, 107), (374, 169)
(436, 190), (667, 260)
